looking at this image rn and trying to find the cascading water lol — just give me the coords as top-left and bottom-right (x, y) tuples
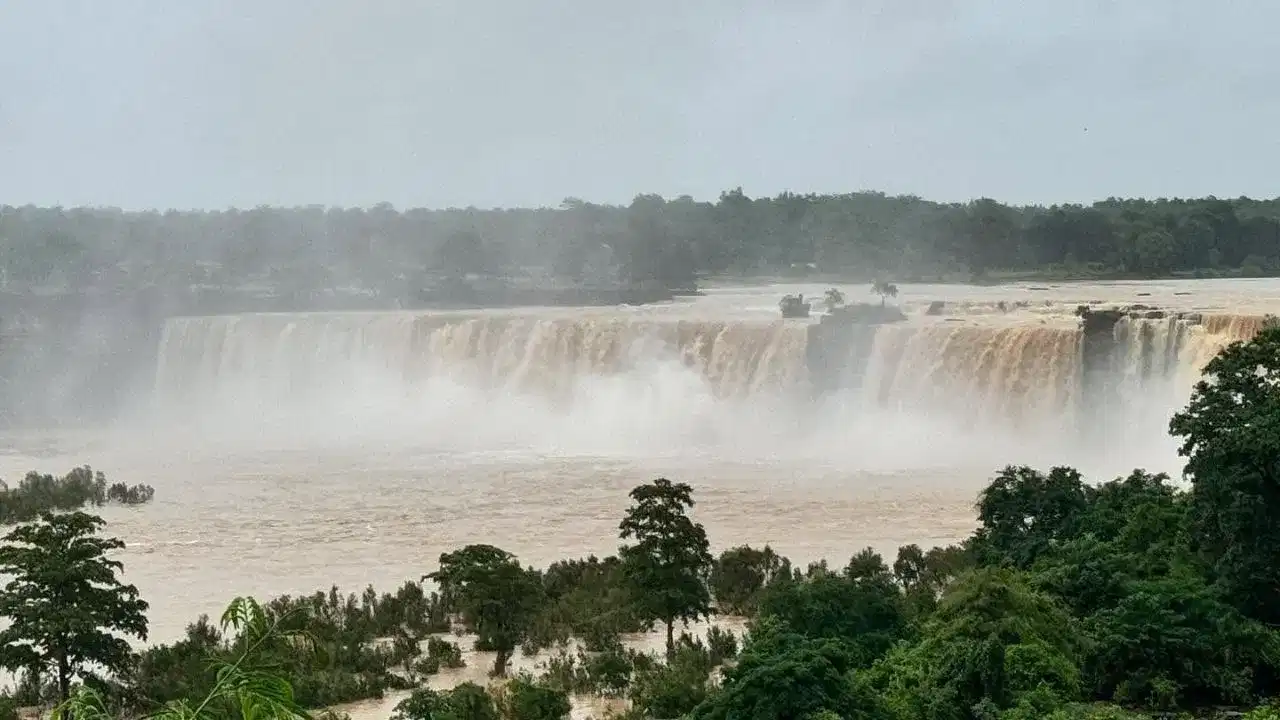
(1101, 313), (1261, 411)
(150, 311), (818, 458)
(154, 312), (811, 404)
(147, 305), (1271, 466)
(858, 323), (1083, 427)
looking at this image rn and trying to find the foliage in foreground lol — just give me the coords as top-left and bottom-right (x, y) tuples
(128, 581), (449, 709)
(0, 511), (149, 701)
(54, 597), (310, 720)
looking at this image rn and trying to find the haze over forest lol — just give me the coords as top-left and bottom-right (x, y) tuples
(4, 2), (1280, 210)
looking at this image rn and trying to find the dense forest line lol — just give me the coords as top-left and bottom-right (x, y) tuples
(3, 193), (1280, 310)
(3, 326), (1280, 719)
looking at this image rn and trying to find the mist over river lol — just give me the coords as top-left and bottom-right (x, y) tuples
(1, 279), (1277, 645)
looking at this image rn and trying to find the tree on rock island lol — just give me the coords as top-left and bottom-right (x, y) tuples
(619, 478), (713, 659)
(870, 280), (898, 307)
(1170, 323), (1280, 625)
(0, 511), (149, 701)
(425, 544), (544, 677)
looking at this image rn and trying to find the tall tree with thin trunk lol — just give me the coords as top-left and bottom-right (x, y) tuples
(0, 511), (149, 702)
(618, 478), (713, 659)
(870, 280), (898, 307)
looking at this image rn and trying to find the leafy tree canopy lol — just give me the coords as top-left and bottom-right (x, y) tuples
(425, 544), (544, 676)
(0, 511), (149, 701)
(618, 478), (713, 659)
(1170, 325), (1280, 624)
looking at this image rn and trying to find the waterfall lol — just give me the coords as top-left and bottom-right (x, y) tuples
(150, 308), (1272, 459)
(859, 323), (1082, 427)
(154, 311), (811, 408)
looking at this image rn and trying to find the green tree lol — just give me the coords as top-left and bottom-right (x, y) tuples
(1169, 325), (1280, 624)
(1083, 574), (1277, 710)
(960, 199), (1020, 277)
(892, 544), (928, 590)
(391, 687), (456, 720)
(754, 572), (904, 665)
(844, 546), (891, 583)
(426, 545), (544, 677)
(618, 478), (713, 659)
(392, 683), (497, 720)
(823, 287), (845, 309)
(1075, 470), (1185, 548)
(446, 683), (499, 720)
(126, 615), (224, 709)
(0, 512), (149, 702)
(893, 543), (970, 599)
(1130, 228), (1177, 275)
(1025, 472), (1191, 619)
(691, 637), (886, 720)
(972, 466), (1090, 568)
(876, 568), (1081, 720)
(622, 194), (698, 290)
(870, 280), (898, 306)
(708, 545), (783, 615)
(529, 555), (641, 652)
(499, 676), (570, 720)
(1028, 537), (1136, 619)
(690, 617), (891, 720)
(628, 640), (715, 719)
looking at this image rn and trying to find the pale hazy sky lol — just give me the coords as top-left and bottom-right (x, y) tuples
(2, 1), (1278, 210)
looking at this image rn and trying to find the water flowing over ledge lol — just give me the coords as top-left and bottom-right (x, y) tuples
(154, 313), (811, 404)
(148, 301), (1268, 463)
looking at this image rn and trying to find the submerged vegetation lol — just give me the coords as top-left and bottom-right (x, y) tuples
(5, 328), (1280, 718)
(0, 466), (154, 525)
